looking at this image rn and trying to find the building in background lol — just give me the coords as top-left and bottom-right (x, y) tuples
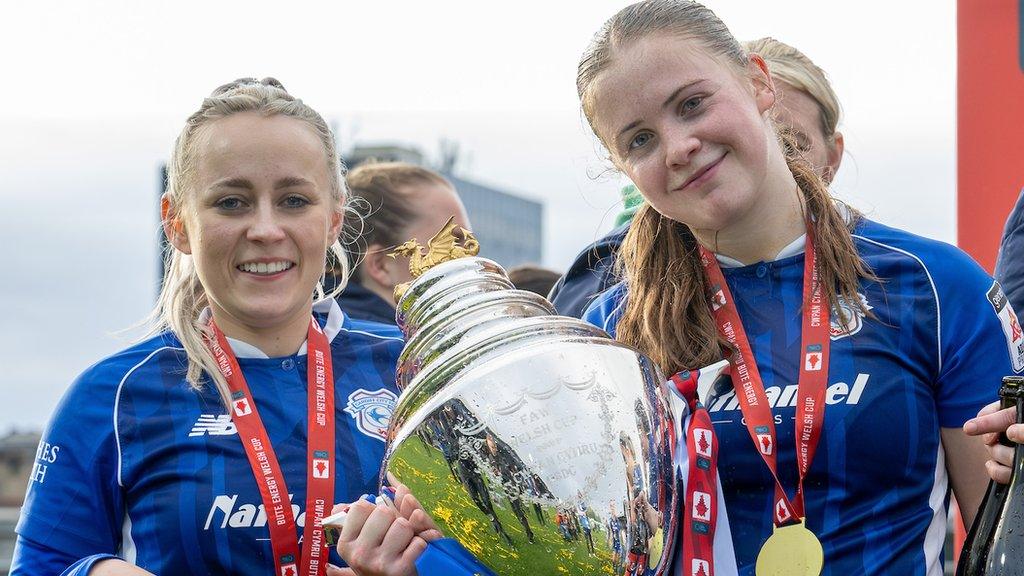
(0, 431), (38, 507)
(444, 172), (542, 268)
(0, 430), (41, 575)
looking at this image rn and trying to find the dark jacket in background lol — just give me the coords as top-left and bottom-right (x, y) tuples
(995, 188), (1024, 314)
(548, 223), (629, 319)
(334, 280), (397, 326)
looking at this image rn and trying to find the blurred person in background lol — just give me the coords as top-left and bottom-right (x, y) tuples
(506, 264), (561, 297)
(994, 188), (1024, 313)
(549, 35), (846, 319)
(10, 78), (434, 576)
(332, 162), (471, 324)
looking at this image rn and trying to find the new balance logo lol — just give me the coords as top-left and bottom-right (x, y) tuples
(189, 415), (237, 437)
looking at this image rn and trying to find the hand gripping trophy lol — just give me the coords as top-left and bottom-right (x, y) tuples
(382, 217), (678, 575)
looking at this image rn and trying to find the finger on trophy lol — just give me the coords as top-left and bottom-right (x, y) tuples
(324, 495), (383, 546)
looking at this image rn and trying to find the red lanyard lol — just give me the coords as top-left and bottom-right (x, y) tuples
(672, 370), (721, 576)
(207, 317), (335, 576)
(698, 231), (829, 527)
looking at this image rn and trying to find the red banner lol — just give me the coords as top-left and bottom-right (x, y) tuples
(957, 0), (1024, 272)
(955, 1), (1023, 566)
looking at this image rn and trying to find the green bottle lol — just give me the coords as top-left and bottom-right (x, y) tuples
(958, 376), (1024, 575)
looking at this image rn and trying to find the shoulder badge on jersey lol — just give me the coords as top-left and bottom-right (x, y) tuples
(987, 281), (1024, 373)
(344, 388), (398, 442)
(830, 293), (872, 341)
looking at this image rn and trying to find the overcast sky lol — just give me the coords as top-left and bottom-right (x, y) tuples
(0, 0), (957, 430)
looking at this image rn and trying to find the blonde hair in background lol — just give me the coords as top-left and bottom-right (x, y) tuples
(577, 0), (875, 376)
(149, 77), (352, 408)
(743, 37), (841, 143)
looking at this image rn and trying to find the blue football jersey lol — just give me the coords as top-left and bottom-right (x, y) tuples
(12, 299), (404, 575)
(584, 219), (1020, 576)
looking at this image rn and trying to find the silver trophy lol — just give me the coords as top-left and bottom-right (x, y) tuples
(382, 223), (677, 575)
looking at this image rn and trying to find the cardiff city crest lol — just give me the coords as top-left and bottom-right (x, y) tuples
(830, 293), (872, 341)
(344, 388), (397, 442)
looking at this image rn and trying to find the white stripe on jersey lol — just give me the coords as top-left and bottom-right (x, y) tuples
(923, 443), (949, 576)
(602, 297), (626, 335)
(712, 478), (738, 575)
(318, 297), (344, 342)
(114, 346), (184, 487)
(852, 235), (943, 372)
(339, 328), (404, 342)
(120, 509), (137, 564)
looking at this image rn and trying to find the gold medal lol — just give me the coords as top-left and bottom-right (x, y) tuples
(755, 519), (824, 576)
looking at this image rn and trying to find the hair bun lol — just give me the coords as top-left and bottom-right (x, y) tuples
(259, 77), (286, 90)
(210, 77), (288, 96)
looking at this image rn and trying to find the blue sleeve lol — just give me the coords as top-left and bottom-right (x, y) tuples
(931, 248), (1021, 427)
(414, 538), (497, 576)
(15, 361), (126, 567)
(995, 188), (1024, 314)
(59, 555), (122, 576)
(581, 283), (627, 338)
(9, 534), (117, 576)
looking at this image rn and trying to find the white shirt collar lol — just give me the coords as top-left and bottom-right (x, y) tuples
(714, 234), (807, 269)
(197, 298), (346, 359)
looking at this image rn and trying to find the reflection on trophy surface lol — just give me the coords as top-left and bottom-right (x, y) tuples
(383, 220), (677, 575)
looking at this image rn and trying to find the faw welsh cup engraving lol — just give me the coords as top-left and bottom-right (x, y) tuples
(382, 253), (678, 575)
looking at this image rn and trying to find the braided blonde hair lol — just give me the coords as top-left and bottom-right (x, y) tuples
(744, 37), (841, 145)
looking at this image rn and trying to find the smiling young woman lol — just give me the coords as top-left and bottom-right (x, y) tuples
(578, 2), (1015, 575)
(9, 79), (426, 576)
(169, 111), (342, 358)
(549, 36), (849, 321)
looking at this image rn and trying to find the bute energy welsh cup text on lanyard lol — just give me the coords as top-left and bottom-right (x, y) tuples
(207, 316), (335, 576)
(699, 227), (827, 576)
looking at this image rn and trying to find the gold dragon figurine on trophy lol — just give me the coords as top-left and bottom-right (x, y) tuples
(388, 216), (480, 302)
